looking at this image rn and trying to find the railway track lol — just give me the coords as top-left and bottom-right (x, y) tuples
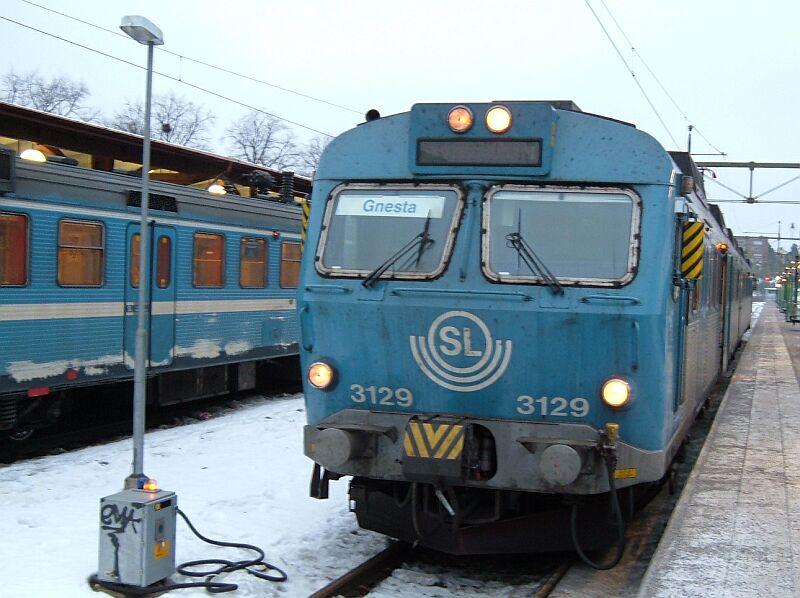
(1, 385), (300, 463)
(309, 542), (573, 598)
(309, 541), (414, 598)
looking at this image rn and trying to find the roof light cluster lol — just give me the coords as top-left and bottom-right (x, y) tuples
(447, 105), (512, 135)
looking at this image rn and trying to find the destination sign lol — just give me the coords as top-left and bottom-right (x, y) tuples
(417, 139), (542, 167)
(335, 194), (445, 218)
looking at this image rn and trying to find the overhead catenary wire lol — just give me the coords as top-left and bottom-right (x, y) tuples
(582, 0), (679, 148)
(597, 0), (725, 156)
(17, 0), (363, 116)
(0, 15), (336, 138)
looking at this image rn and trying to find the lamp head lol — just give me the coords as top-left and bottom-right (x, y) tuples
(120, 15), (164, 46)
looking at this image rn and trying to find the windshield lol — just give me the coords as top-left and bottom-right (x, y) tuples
(317, 185), (462, 279)
(484, 187), (639, 285)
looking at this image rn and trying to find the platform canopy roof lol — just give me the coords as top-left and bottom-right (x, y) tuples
(0, 102), (311, 198)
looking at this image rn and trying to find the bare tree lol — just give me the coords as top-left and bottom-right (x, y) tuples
(108, 92), (215, 149)
(1, 69), (98, 120)
(295, 135), (330, 176)
(226, 110), (298, 170)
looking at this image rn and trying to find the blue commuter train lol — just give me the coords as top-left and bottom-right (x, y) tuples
(299, 101), (752, 556)
(0, 148), (302, 439)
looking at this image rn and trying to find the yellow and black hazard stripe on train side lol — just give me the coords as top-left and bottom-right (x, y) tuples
(403, 421), (465, 460)
(300, 199), (311, 250)
(681, 221), (705, 279)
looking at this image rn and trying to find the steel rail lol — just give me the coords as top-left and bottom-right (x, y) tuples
(532, 558), (574, 597)
(308, 542), (412, 598)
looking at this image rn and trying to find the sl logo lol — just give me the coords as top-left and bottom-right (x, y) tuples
(409, 310), (512, 392)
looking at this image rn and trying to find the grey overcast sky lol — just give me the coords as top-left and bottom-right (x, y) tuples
(2, 0), (799, 243)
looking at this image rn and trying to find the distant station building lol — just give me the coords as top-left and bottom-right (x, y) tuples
(735, 235), (782, 278)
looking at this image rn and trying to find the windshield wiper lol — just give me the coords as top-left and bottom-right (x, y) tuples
(362, 218), (435, 288)
(415, 213), (433, 267)
(505, 232), (564, 295)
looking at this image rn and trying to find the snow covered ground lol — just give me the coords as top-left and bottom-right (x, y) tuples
(752, 301), (765, 322)
(2, 302), (770, 598)
(0, 395), (388, 597)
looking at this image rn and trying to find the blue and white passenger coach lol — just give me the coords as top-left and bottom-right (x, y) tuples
(0, 136), (303, 438)
(300, 102), (751, 554)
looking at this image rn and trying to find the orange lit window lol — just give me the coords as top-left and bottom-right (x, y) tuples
(240, 237), (267, 288)
(130, 233), (141, 287)
(57, 220), (103, 287)
(280, 242), (301, 288)
(157, 236), (171, 288)
(0, 213), (28, 286)
(193, 232), (224, 287)
(131, 234), (171, 288)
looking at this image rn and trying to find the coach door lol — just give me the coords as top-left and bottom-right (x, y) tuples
(675, 218), (705, 411)
(124, 224), (177, 368)
(720, 253), (731, 368)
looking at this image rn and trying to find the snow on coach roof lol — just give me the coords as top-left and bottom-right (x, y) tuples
(0, 101), (311, 197)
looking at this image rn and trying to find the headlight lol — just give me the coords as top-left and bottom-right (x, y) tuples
(448, 105), (474, 133)
(601, 378), (631, 408)
(485, 105), (512, 134)
(308, 362), (335, 390)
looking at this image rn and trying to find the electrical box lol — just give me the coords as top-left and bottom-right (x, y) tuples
(97, 488), (177, 587)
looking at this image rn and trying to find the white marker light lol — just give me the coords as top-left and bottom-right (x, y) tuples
(601, 378), (631, 408)
(485, 105), (512, 134)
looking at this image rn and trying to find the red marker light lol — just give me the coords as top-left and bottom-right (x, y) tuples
(66, 368), (79, 380)
(272, 230), (280, 239)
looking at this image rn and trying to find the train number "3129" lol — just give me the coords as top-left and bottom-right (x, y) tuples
(350, 384), (414, 407)
(516, 396), (590, 417)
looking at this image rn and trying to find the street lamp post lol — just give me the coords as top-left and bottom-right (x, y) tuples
(120, 16), (164, 488)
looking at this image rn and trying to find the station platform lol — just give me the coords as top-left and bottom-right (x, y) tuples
(638, 303), (800, 597)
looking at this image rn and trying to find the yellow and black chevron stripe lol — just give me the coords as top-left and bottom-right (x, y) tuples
(681, 221), (705, 279)
(300, 199), (311, 250)
(403, 422), (465, 460)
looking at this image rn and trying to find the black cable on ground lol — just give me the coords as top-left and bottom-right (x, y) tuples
(569, 454), (627, 570)
(89, 508), (286, 595)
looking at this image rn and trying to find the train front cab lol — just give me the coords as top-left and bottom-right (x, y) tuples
(299, 102), (749, 553)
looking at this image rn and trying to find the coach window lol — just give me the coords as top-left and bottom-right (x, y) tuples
(280, 242), (301, 288)
(240, 237), (267, 288)
(193, 232), (224, 287)
(130, 233), (141, 287)
(0, 213), (28, 286)
(57, 220), (104, 287)
(132, 235), (171, 288)
(156, 236), (171, 288)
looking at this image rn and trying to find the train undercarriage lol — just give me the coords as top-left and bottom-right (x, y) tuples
(0, 357), (299, 441)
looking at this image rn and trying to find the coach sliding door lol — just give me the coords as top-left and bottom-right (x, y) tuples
(124, 223), (177, 368)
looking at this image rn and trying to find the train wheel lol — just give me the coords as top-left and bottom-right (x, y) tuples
(7, 428), (34, 442)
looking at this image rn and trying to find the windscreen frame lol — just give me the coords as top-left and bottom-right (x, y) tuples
(315, 183), (465, 281)
(481, 185), (642, 288)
